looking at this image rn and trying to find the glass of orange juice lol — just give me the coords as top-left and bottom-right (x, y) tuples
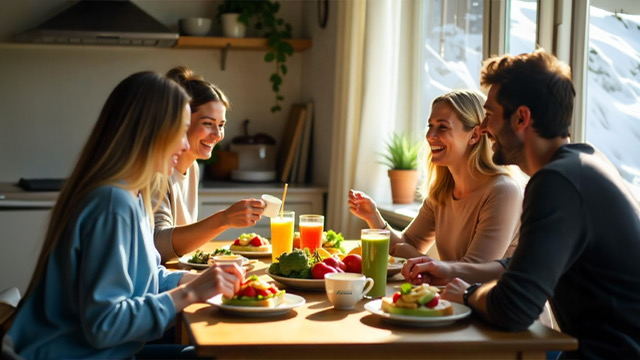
(271, 210), (295, 262)
(299, 214), (324, 253)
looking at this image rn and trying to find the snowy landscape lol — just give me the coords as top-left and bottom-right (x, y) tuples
(421, 1), (640, 197)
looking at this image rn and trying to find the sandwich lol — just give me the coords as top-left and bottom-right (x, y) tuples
(381, 283), (453, 317)
(222, 275), (285, 307)
(230, 233), (271, 252)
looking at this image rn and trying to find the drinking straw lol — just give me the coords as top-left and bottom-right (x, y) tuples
(280, 183), (288, 217)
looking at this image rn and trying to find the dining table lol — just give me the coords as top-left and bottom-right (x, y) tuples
(166, 240), (578, 359)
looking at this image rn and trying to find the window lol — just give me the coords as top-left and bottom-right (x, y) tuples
(420, 0), (483, 122)
(506, 0), (537, 54)
(584, 3), (640, 192)
(419, 0), (538, 112)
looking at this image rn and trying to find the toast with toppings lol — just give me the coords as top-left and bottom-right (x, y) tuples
(222, 275), (285, 307)
(381, 283), (453, 317)
(230, 233), (271, 252)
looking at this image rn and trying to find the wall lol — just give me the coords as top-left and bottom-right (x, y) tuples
(0, 0), (337, 187)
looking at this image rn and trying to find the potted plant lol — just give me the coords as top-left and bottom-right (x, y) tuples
(379, 133), (422, 204)
(217, 0), (293, 113)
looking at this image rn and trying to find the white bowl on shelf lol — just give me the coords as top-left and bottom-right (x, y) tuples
(179, 17), (212, 36)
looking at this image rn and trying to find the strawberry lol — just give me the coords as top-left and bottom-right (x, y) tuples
(425, 293), (440, 308)
(250, 236), (263, 247)
(392, 292), (401, 303)
(233, 239), (241, 246)
(268, 287), (278, 294)
(241, 286), (257, 298)
(257, 289), (270, 297)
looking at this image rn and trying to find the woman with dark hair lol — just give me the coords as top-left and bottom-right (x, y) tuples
(5, 71), (243, 358)
(154, 66), (265, 263)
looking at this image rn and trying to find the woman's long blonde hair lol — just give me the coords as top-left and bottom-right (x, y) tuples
(424, 89), (510, 206)
(22, 71), (190, 302)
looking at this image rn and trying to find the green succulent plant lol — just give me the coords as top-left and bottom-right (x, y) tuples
(379, 133), (421, 170)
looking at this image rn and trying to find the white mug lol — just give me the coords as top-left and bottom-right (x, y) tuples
(324, 272), (374, 310)
(261, 194), (283, 218)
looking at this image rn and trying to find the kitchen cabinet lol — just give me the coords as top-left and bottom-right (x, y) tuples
(198, 183), (325, 240)
(0, 208), (51, 294)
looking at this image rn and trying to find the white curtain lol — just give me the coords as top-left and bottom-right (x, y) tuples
(327, 0), (423, 239)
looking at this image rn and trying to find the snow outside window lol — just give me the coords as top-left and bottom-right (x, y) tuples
(585, 6), (640, 195)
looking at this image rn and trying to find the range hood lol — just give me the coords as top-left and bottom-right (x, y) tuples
(14, 0), (178, 47)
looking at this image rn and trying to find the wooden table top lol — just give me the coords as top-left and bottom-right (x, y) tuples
(169, 241), (578, 360)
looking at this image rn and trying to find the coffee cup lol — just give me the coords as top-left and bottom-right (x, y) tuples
(261, 194), (283, 218)
(324, 272), (374, 310)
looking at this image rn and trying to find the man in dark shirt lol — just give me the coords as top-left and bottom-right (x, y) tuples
(403, 50), (640, 359)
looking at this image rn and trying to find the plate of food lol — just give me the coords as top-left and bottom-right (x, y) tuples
(207, 275), (305, 317)
(266, 269), (326, 291)
(179, 248), (245, 269)
(387, 256), (406, 277)
(227, 233), (272, 258)
(364, 283), (471, 327)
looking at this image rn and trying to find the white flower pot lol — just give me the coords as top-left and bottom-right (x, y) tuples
(221, 13), (246, 38)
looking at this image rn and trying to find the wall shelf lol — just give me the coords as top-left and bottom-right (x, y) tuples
(174, 36), (312, 70)
(175, 36), (312, 51)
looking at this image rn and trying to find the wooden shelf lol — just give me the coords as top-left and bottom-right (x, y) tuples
(174, 36), (312, 51)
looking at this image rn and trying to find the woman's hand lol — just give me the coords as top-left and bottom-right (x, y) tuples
(186, 264), (244, 302)
(222, 199), (265, 228)
(348, 190), (378, 222)
(390, 243), (425, 259)
(401, 256), (454, 286)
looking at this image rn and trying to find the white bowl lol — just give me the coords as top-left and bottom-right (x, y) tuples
(179, 17), (212, 36)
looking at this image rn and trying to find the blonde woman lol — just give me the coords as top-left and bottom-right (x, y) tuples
(153, 66), (265, 263)
(6, 72), (243, 358)
(349, 89), (522, 263)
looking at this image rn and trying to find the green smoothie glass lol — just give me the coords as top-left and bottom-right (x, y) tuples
(361, 229), (390, 298)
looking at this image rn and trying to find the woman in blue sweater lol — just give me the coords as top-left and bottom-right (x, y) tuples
(5, 71), (243, 358)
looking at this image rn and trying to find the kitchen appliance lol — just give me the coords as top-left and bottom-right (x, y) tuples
(230, 119), (277, 182)
(13, 0), (178, 47)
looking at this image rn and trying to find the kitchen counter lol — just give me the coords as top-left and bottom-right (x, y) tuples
(0, 181), (326, 209)
(0, 182), (58, 208)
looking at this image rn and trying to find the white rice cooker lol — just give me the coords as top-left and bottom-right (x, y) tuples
(230, 119), (277, 182)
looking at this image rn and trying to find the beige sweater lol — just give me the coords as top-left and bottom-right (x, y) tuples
(402, 174), (522, 262)
(153, 162), (200, 262)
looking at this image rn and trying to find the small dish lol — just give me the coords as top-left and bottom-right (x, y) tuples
(179, 17), (212, 36)
(179, 254), (248, 269)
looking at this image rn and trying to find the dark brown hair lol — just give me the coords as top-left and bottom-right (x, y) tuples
(481, 49), (575, 139)
(166, 66), (230, 112)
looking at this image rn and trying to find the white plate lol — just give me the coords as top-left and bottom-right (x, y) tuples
(207, 293), (305, 317)
(387, 257), (406, 277)
(224, 245), (272, 258)
(178, 254), (248, 269)
(266, 269), (326, 291)
(364, 300), (471, 327)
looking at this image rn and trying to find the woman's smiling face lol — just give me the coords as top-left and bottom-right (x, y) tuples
(186, 100), (227, 161)
(426, 101), (475, 167)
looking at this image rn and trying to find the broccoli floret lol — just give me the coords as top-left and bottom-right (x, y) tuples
(300, 267), (312, 279)
(268, 262), (281, 275)
(278, 248), (310, 276)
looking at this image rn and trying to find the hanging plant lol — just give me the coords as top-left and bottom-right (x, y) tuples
(217, 0), (293, 113)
